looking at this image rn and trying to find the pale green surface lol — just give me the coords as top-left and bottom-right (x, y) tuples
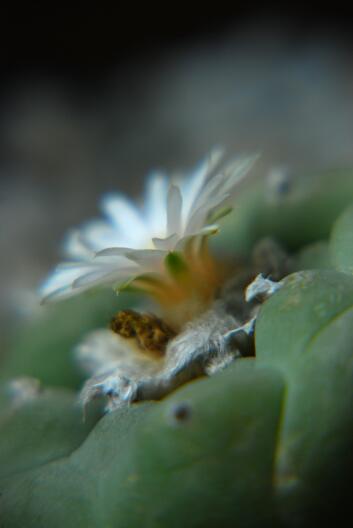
(0, 388), (100, 480)
(214, 169), (353, 257)
(0, 290), (131, 389)
(293, 240), (333, 271)
(255, 270), (353, 525)
(0, 362), (285, 527)
(1, 173), (353, 526)
(330, 202), (353, 273)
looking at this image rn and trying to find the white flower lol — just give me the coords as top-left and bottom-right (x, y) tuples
(40, 149), (257, 305)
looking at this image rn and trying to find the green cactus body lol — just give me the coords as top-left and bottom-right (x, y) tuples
(1, 169), (353, 527)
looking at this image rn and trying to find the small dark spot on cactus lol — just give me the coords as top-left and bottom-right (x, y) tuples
(170, 402), (192, 424)
(267, 168), (292, 201)
(276, 177), (291, 196)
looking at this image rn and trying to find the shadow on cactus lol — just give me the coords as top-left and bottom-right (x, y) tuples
(1, 151), (353, 527)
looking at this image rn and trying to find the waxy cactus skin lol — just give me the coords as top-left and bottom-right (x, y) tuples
(1, 170), (353, 527)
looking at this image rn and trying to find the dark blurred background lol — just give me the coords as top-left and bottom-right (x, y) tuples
(1, 6), (353, 328)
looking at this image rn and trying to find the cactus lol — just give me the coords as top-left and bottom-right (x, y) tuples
(0, 163), (353, 527)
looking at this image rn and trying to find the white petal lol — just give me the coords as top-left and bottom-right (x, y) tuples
(185, 173), (225, 223)
(184, 192), (230, 235)
(221, 154), (258, 196)
(189, 155), (256, 222)
(55, 261), (93, 271)
(95, 247), (132, 257)
(182, 148), (224, 223)
(41, 286), (76, 304)
(39, 264), (93, 297)
(152, 233), (179, 251)
(167, 184), (182, 237)
(184, 155), (256, 234)
(145, 172), (168, 234)
(125, 249), (167, 268)
(80, 220), (124, 253)
(72, 266), (137, 289)
(174, 224), (219, 250)
(101, 193), (148, 247)
(64, 229), (93, 260)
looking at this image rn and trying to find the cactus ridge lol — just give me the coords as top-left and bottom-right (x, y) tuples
(1, 175), (353, 527)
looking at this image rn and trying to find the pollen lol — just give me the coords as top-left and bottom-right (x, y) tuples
(110, 309), (176, 356)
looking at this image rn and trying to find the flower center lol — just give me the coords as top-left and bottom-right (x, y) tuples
(126, 236), (228, 330)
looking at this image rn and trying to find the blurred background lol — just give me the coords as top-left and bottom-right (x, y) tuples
(1, 6), (353, 333)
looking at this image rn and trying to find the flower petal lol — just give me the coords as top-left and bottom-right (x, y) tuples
(125, 249), (167, 268)
(101, 193), (148, 247)
(80, 220), (124, 253)
(182, 148), (224, 223)
(174, 224), (219, 251)
(189, 155), (256, 222)
(72, 266), (137, 289)
(145, 172), (168, 234)
(41, 285), (78, 304)
(221, 154), (258, 195)
(39, 264), (93, 297)
(152, 234), (179, 251)
(184, 192), (230, 235)
(64, 229), (93, 260)
(167, 184), (182, 237)
(95, 247), (132, 257)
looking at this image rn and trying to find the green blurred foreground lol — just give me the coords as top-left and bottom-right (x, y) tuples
(1, 170), (353, 527)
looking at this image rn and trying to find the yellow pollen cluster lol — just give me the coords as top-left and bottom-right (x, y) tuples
(110, 309), (176, 356)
